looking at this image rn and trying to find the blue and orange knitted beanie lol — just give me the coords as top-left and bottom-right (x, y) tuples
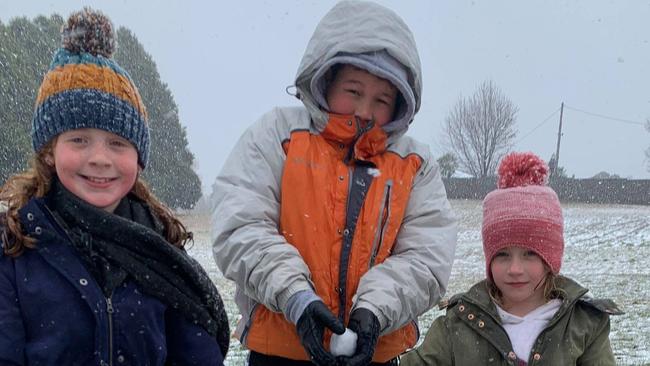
(32, 8), (150, 168)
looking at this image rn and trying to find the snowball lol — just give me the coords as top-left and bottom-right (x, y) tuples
(330, 328), (358, 357)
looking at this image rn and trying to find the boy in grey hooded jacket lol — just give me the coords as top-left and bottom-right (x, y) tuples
(212, 1), (458, 365)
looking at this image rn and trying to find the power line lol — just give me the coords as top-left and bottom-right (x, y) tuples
(516, 107), (560, 144)
(564, 105), (645, 126)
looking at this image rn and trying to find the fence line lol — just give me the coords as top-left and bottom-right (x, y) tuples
(443, 177), (650, 206)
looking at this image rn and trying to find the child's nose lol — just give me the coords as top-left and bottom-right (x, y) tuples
(88, 144), (111, 166)
(355, 101), (374, 127)
(507, 258), (524, 274)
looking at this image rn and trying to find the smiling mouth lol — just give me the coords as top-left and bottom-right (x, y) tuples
(81, 175), (116, 184)
(506, 282), (528, 287)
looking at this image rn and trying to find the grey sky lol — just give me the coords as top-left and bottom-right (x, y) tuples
(2, 0), (649, 192)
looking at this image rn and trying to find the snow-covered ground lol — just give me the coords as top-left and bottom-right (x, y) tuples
(184, 200), (650, 365)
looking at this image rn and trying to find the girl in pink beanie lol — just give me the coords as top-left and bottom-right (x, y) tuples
(401, 152), (622, 366)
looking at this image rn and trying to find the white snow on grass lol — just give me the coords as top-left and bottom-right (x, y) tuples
(182, 200), (650, 365)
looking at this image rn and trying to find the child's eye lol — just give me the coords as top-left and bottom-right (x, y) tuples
(69, 137), (87, 144)
(110, 139), (129, 147)
(377, 98), (390, 105)
(345, 89), (361, 96)
(524, 250), (538, 257)
(494, 251), (509, 258)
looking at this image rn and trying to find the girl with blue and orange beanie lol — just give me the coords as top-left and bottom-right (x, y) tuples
(0, 8), (228, 365)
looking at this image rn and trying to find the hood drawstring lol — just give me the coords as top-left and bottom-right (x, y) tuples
(344, 117), (375, 164)
(285, 84), (300, 100)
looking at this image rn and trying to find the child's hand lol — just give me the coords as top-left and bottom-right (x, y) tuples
(296, 300), (345, 365)
(337, 308), (380, 366)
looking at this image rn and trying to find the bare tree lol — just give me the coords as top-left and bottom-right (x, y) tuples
(442, 80), (518, 177)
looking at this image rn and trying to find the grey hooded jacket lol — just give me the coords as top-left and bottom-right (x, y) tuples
(211, 0), (457, 344)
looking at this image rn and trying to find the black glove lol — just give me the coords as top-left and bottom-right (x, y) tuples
(337, 308), (380, 366)
(296, 300), (346, 366)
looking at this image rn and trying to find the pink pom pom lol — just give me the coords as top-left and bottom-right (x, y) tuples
(497, 152), (549, 189)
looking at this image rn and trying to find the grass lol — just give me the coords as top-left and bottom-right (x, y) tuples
(182, 200), (650, 365)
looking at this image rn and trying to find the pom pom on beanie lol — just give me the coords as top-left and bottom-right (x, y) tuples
(497, 152), (549, 189)
(61, 7), (116, 57)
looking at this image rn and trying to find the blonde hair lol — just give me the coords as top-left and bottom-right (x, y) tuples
(1, 140), (192, 257)
(487, 270), (565, 307)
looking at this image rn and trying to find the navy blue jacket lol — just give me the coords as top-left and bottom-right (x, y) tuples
(0, 198), (224, 365)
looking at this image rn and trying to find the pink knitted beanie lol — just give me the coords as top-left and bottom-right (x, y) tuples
(482, 152), (564, 280)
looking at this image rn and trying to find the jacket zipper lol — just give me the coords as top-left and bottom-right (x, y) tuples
(41, 203), (115, 365)
(344, 118), (374, 164)
(106, 296), (114, 366)
(338, 166), (355, 320)
(368, 181), (392, 269)
(338, 118), (375, 320)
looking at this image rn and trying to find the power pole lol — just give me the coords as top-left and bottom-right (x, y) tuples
(553, 102), (564, 177)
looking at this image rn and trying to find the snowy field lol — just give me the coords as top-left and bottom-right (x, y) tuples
(183, 200), (650, 365)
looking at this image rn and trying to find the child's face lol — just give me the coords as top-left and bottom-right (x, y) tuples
(490, 246), (549, 316)
(326, 64), (398, 127)
(51, 128), (139, 213)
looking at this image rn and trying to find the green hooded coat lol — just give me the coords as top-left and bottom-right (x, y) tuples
(401, 276), (621, 366)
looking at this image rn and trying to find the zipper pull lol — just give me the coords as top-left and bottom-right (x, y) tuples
(106, 297), (114, 314)
(345, 117), (375, 163)
(355, 116), (375, 136)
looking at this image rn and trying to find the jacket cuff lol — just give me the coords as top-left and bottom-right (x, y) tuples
(352, 301), (389, 333)
(276, 279), (314, 313)
(283, 290), (321, 324)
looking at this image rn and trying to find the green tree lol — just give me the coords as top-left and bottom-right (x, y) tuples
(548, 153), (568, 178)
(436, 152), (458, 179)
(114, 29), (201, 209)
(0, 15), (62, 183)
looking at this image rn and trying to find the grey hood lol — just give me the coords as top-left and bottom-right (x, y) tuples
(294, 0), (422, 142)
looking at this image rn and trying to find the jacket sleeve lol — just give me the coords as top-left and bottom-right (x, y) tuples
(211, 108), (314, 313)
(577, 314), (615, 366)
(399, 316), (454, 366)
(0, 252), (26, 365)
(353, 149), (458, 333)
(164, 310), (224, 366)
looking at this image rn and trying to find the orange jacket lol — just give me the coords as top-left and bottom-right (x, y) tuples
(213, 108), (457, 362)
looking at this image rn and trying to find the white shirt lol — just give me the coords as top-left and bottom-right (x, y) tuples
(496, 299), (562, 362)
